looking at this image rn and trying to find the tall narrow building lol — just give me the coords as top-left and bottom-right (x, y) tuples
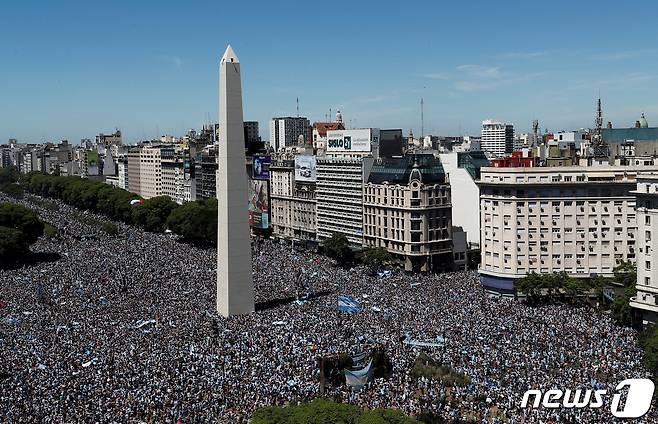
(216, 45), (254, 316)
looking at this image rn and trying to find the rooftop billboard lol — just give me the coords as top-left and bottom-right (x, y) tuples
(294, 155), (317, 182)
(326, 128), (379, 153)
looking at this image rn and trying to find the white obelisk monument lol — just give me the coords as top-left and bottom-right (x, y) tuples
(216, 45), (254, 316)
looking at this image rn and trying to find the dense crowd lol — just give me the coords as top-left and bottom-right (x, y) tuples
(0, 194), (655, 423)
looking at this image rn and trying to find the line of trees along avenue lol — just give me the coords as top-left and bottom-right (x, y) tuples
(6, 170), (217, 246)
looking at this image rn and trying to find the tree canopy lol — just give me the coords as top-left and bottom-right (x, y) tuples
(322, 233), (354, 266)
(360, 247), (392, 274)
(251, 398), (417, 424)
(166, 198), (217, 245)
(0, 203), (44, 263)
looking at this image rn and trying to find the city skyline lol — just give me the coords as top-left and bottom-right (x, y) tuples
(2, 1), (658, 143)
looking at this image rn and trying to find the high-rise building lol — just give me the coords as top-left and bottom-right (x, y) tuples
(363, 155), (453, 272)
(161, 146), (184, 201)
(316, 156), (374, 244)
(630, 173), (658, 324)
(195, 145), (218, 200)
(379, 129), (405, 158)
(243, 121), (262, 153)
(481, 120), (514, 158)
(269, 117), (310, 151)
(216, 45), (254, 317)
(478, 166), (658, 294)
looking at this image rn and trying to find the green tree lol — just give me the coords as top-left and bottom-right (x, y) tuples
(132, 196), (179, 232)
(360, 247), (392, 275)
(610, 284), (636, 326)
(608, 261), (638, 326)
(639, 325), (658, 377)
(0, 203), (44, 244)
(167, 198), (217, 245)
(43, 223), (58, 238)
(101, 222), (119, 236)
(251, 399), (417, 424)
(563, 276), (589, 300)
(0, 203), (45, 262)
(0, 226), (27, 260)
(1, 183), (24, 198)
(0, 166), (19, 185)
(323, 233), (354, 266)
(514, 272), (543, 300)
(613, 260), (637, 287)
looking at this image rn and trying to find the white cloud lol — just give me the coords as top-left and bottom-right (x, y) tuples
(155, 54), (183, 71)
(501, 51), (548, 59)
(588, 49), (657, 61)
(457, 64), (502, 79)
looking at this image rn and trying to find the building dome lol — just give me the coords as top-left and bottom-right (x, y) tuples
(639, 112), (648, 128)
(335, 109), (343, 123)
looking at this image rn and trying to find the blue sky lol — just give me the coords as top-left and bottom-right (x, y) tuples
(1, 0), (657, 143)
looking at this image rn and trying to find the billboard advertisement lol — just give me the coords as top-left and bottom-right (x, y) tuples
(326, 128), (379, 153)
(295, 155), (317, 182)
(252, 155), (271, 180)
(248, 179), (269, 229)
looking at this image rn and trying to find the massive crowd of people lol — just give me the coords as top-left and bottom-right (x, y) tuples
(0, 193), (655, 423)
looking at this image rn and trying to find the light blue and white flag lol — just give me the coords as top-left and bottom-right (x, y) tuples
(337, 295), (361, 313)
(344, 359), (373, 390)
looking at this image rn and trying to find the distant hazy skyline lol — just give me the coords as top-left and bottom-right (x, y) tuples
(2, 1), (658, 143)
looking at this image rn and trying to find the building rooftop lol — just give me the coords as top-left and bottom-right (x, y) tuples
(368, 155), (445, 185)
(312, 122), (345, 138)
(602, 126), (658, 142)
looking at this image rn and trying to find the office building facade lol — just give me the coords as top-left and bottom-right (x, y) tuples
(269, 117), (310, 151)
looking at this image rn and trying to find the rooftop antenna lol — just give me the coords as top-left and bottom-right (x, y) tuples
(296, 97), (299, 118)
(329, 108), (332, 123)
(420, 98), (425, 139)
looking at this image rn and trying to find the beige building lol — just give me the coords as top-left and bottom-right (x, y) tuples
(136, 146), (163, 199)
(270, 157), (317, 241)
(630, 173), (658, 323)
(125, 144), (191, 203)
(160, 146), (185, 202)
(363, 155), (453, 272)
(127, 148), (141, 195)
(478, 166), (658, 293)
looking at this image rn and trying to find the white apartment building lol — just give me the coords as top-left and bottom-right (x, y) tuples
(117, 156), (128, 190)
(316, 156), (374, 244)
(270, 157), (317, 241)
(481, 120), (514, 158)
(363, 156), (453, 272)
(478, 166), (658, 293)
(630, 173), (658, 323)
